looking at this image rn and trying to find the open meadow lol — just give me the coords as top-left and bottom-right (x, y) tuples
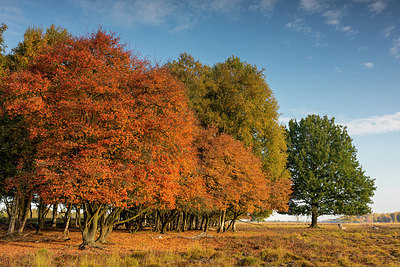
(1, 222), (400, 266)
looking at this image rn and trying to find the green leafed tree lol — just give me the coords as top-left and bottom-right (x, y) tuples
(6, 24), (70, 71)
(167, 54), (291, 211)
(0, 23), (7, 75)
(286, 115), (376, 228)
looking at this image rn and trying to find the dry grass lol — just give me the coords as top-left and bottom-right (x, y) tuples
(1, 223), (400, 266)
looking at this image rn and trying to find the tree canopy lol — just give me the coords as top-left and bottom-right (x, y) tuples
(2, 30), (196, 245)
(167, 53), (291, 212)
(286, 115), (376, 227)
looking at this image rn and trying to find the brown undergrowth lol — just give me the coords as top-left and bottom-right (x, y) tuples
(1, 223), (400, 266)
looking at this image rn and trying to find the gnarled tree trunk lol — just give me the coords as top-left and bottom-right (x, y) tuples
(80, 203), (105, 248)
(310, 205), (319, 228)
(7, 195), (19, 235)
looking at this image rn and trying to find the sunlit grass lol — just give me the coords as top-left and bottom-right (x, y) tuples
(2, 223), (400, 266)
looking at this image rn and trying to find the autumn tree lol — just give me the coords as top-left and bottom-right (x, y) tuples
(286, 115), (376, 228)
(195, 127), (272, 232)
(2, 30), (195, 246)
(167, 54), (291, 212)
(0, 24), (70, 235)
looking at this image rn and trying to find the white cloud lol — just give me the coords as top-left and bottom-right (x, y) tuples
(390, 38), (400, 59)
(362, 62), (374, 68)
(299, 0), (324, 13)
(382, 25), (395, 38)
(340, 25), (357, 35)
(285, 18), (323, 39)
(323, 10), (342, 26)
(345, 112), (400, 136)
(351, 0), (372, 3)
(209, 0), (243, 14)
(0, 4), (26, 28)
(259, 0), (279, 12)
(73, 0), (246, 32)
(322, 9), (358, 35)
(368, 0), (387, 14)
(110, 0), (175, 26)
(334, 67), (342, 72)
(249, 0), (280, 15)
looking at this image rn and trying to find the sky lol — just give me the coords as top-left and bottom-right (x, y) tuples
(1, 0), (399, 216)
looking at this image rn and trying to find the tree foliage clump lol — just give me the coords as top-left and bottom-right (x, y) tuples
(2, 29), (196, 245)
(167, 53), (291, 212)
(286, 115), (376, 227)
(0, 24), (293, 245)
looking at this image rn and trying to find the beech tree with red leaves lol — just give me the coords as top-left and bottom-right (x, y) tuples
(2, 30), (196, 246)
(0, 25), (70, 235)
(195, 127), (271, 232)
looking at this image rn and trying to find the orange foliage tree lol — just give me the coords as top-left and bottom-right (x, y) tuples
(195, 127), (271, 232)
(2, 30), (196, 246)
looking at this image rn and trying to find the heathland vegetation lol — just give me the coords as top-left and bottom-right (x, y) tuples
(0, 23), (380, 265)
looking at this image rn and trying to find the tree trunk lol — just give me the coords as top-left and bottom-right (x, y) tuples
(36, 200), (51, 234)
(7, 195), (19, 235)
(310, 205), (319, 228)
(181, 211), (187, 232)
(217, 210), (226, 233)
(203, 214), (209, 233)
(96, 207), (124, 244)
(75, 205), (81, 228)
(52, 204), (58, 228)
(63, 203), (72, 237)
(17, 194), (31, 233)
(97, 213), (112, 244)
(226, 211), (239, 232)
(160, 211), (169, 234)
(174, 213), (181, 232)
(80, 203), (105, 248)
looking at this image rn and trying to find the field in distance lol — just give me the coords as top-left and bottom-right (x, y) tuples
(1, 222), (400, 266)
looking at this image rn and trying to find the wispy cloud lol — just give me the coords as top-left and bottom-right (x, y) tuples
(351, 0), (373, 3)
(249, 0), (280, 16)
(285, 18), (323, 39)
(209, 0), (243, 14)
(382, 25), (395, 38)
(110, 0), (175, 27)
(390, 38), (400, 59)
(299, 0), (325, 13)
(345, 112), (400, 136)
(293, 2), (358, 39)
(323, 9), (342, 26)
(362, 62), (374, 68)
(323, 9), (357, 35)
(368, 0), (388, 14)
(73, 0), (247, 32)
(352, 0), (389, 15)
(334, 67), (342, 72)
(0, 3), (26, 30)
(259, 0), (279, 12)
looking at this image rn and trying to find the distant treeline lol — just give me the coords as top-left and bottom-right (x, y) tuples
(327, 212), (400, 223)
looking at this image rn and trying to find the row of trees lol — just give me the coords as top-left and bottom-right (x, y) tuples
(0, 23), (376, 246)
(337, 212), (400, 223)
(0, 25), (291, 246)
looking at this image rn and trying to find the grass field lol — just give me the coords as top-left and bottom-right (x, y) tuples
(1, 222), (400, 266)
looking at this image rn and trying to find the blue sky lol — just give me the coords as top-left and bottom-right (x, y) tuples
(1, 0), (400, 214)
